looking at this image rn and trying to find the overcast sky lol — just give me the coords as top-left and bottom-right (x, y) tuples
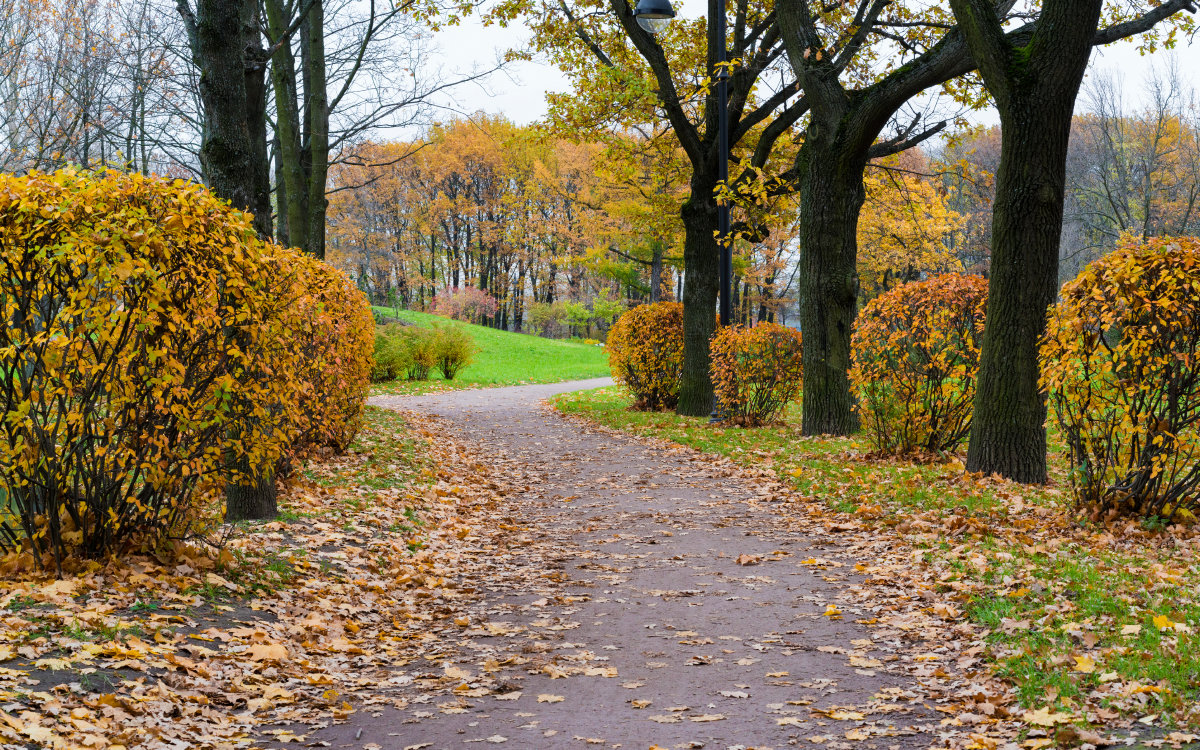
(429, 12), (1200, 130)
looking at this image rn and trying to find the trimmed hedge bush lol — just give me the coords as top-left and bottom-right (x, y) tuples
(710, 323), (803, 426)
(850, 273), (988, 455)
(435, 325), (477, 380)
(606, 302), (684, 411)
(0, 170), (371, 566)
(373, 324), (412, 381)
(370, 324), (477, 382)
(1042, 236), (1200, 522)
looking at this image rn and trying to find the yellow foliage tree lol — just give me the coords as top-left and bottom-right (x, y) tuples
(857, 154), (965, 300)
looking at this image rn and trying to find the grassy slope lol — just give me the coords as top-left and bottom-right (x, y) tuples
(553, 386), (1200, 733)
(371, 307), (610, 395)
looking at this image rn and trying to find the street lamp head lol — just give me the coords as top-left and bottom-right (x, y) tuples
(633, 0), (676, 34)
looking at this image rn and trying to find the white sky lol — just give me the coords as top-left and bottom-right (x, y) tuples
(430, 11), (1200, 129)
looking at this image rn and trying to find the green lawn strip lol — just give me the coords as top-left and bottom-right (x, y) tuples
(552, 386), (1200, 731)
(370, 306), (610, 395)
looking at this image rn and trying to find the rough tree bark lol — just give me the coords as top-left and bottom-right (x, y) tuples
(677, 189), (721, 416)
(187, 0), (278, 520)
(951, 0), (1103, 483)
(794, 137), (866, 434)
(773, 0), (1194, 438)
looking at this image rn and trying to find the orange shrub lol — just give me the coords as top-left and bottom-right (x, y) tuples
(710, 323), (803, 426)
(1041, 236), (1200, 521)
(850, 273), (988, 454)
(607, 302), (684, 410)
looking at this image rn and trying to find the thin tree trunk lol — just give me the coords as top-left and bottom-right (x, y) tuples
(649, 239), (664, 303)
(264, 0), (305, 248)
(243, 3), (272, 238)
(303, 0), (329, 259)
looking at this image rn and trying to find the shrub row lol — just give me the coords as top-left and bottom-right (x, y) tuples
(373, 324), (477, 382)
(608, 302), (802, 424)
(0, 170), (373, 567)
(613, 237), (1200, 523)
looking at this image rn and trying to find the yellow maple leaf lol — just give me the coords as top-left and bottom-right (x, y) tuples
(1152, 614), (1177, 631)
(1073, 655), (1096, 674)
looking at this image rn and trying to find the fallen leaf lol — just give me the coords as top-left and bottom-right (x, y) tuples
(1023, 707), (1073, 727)
(246, 643), (289, 662)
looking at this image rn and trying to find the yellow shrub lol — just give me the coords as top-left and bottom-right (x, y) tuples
(850, 273), (988, 454)
(1041, 236), (1200, 521)
(606, 302), (684, 411)
(284, 252), (375, 455)
(0, 170), (296, 565)
(710, 323), (803, 426)
(0, 170), (373, 566)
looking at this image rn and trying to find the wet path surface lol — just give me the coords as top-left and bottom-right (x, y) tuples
(311, 380), (939, 750)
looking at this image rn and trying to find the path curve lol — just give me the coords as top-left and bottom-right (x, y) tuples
(321, 380), (940, 749)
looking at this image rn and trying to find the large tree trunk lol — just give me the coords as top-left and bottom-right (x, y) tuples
(676, 189), (720, 417)
(953, 0), (1103, 483)
(195, 0), (255, 211)
(964, 101), (1070, 482)
(225, 458), (277, 521)
(796, 139), (865, 435)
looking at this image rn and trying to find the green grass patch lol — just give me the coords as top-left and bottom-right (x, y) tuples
(370, 307), (609, 395)
(552, 386), (1200, 728)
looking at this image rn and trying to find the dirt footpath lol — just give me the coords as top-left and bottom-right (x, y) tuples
(306, 380), (949, 750)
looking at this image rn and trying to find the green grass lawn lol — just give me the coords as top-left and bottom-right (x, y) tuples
(553, 386), (1200, 734)
(370, 307), (610, 395)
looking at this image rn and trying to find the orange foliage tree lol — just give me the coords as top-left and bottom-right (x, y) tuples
(1041, 236), (1200, 521)
(850, 274), (988, 455)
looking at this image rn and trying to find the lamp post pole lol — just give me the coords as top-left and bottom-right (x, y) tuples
(713, 0), (731, 330)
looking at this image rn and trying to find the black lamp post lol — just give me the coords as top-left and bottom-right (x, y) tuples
(633, 0), (732, 329)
